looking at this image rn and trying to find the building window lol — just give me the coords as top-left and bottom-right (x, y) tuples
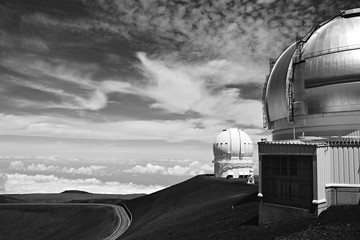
(262, 155), (313, 209)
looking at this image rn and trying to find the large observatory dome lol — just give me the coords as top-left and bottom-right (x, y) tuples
(264, 8), (360, 140)
(213, 128), (253, 178)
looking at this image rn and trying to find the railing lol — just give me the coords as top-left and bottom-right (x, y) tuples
(300, 44), (360, 61)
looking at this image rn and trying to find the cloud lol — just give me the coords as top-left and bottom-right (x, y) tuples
(124, 160), (213, 176)
(0, 111), (268, 144)
(28, 164), (106, 176)
(9, 160), (106, 176)
(257, 0), (276, 3)
(1, 155), (78, 162)
(20, 11), (123, 43)
(3, 57), (144, 112)
(21, 37), (49, 52)
(5, 52), (263, 128)
(0, 30), (49, 53)
(1, 60), (109, 111)
(126, 164), (165, 175)
(0, 173), (7, 193)
(9, 161), (25, 170)
(89, 0), (322, 63)
(136, 52), (263, 126)
(4, 173), (164, 194)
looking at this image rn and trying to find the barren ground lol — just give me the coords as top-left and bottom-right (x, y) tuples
(0, 204), (117, 240)
(122, 175), (360, 240)
(1, 175), (359, 240)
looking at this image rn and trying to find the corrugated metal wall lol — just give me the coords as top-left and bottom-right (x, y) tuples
(317, 145), (360, 203)
(330, 146), (360, 184)
(316, 148), (331, 201)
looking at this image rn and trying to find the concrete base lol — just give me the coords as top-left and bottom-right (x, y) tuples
(316, 201), (328, 216)
(259, 203), (315, 225)
(326, 187), (360, 205)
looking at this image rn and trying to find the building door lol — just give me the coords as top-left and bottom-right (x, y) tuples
(262, 155), (313, 209)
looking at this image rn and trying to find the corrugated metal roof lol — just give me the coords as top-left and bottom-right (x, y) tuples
(326, 137), (360, 146)
(259, 137), (360, 147)
(258, 139), (319, 155)
(258, 139), (319, 145)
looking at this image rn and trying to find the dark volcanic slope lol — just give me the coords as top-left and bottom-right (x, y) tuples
(122, 175), (259, 240)
(122, 175), (360, 240)
(5, 192), (144, 203)
(0, 195), (27, 203)
(0, 204), (117, 240)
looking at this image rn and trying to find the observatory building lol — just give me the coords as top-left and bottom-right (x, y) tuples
(213, 128), (254, 178)
(258, 8), (360, 224)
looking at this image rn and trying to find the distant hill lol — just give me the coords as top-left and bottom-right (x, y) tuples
(60, 190), (91, 194)
(6, 192), (145, 203)
(0, 195), (27, 203)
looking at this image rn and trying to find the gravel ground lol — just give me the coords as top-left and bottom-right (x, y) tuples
(122, 176), (360, 240)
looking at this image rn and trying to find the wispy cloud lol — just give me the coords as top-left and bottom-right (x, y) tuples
(136, 52), (263, 127)
(1, 55), (140, 111)
(4, 52), (263, 130)
(0, 112), (266, 143)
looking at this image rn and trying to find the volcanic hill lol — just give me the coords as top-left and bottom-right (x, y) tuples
(121, 175), (360, 240)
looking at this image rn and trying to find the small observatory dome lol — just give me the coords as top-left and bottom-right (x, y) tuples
(213, 128), (254, 178)
(264, 8), (360, 140)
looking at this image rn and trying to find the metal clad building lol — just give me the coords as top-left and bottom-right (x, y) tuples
(259, 8), (360, 224)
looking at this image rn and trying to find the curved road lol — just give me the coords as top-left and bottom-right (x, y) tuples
(0, 203), (131, 240)
(104, 204), (131, 240)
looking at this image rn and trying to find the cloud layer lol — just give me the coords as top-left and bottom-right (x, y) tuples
(4, 173), (164, 194)
(9, 160), (106, 176)
(124, 161), (213, 176)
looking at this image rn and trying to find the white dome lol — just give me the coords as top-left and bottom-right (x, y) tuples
(213, 128), (253, 161)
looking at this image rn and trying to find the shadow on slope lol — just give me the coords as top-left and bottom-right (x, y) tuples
(0, 195), (27, 203)
(5, 192), (144, 203)
(0, 205), (117, 240)
(122, 175), (259, 240)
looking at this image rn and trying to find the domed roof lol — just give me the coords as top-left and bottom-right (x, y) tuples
(302, 9), (360, 59)
(213, 128), (253, 161)
(264, 8), (360, 139)
(301, 9), (360, 89)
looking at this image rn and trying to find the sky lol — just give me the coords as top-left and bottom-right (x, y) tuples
(1, 0), (359, 194)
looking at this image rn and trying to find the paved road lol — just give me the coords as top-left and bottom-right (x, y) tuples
(0, 203), (131, 240)
(104, 204), (131, 240)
